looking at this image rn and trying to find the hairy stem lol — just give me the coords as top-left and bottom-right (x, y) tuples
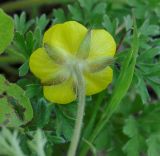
(67, 65), (86, 156)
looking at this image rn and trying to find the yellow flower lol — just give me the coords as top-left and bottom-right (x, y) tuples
(29, 21), (116, 104)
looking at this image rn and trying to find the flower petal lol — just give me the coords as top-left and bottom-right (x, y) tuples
(29, 48), (60, 82)
(43, 21), (87, 55)
(88, 29), (116, 59)
(43, 78), (76, 104)
(84, 67), (113, 96)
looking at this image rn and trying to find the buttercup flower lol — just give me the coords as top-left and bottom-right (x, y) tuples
(29, 21), (116, 104)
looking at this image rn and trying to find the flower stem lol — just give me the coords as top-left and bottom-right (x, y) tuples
(67, 65), (86, 156)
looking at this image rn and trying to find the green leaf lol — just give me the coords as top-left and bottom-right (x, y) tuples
(92, 2), (107, 15)
(123, 116), (138, 138)
(137, 79), (150, 104)
(78, 0), (97, 11)
(53, 9), (66, 24)
(26, 31), (35, 56)
(26, 84), (42, 98)
(19, 61), (29, 77)
(14, 30), (41, 59)
(102, 14), (117, 35)
(139, 104), (160, 133)
(55, 107), (74, 141)
(14, 12), (34, 34)
(31, 98), (52, 128)
(33, 27), (42, 49)
(102, 17), (139, 121)
(94, 125), (111, 150)
(102, 14), (113, 34)
(139, 19), (159, 36)
(0, 75), (33, 127)
(123, 135), (144, 156)
(147, 133), (160, 156)
(68, 3), (83, 22)
(45, 132), (66, 144)
(14, 32), (27, 58)
(135, 72), (150, 104)
(0, 9), (14, 54)
(124, 15), (133, 31)
(138, 47), (160, 62)
(35, 14), (49, 31)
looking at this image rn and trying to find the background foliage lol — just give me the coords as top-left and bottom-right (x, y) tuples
(0, 0), (160, 155)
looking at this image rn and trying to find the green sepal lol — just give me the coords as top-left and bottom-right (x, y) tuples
(76, 30), (91, 59)
(86, 57), (114, 73)
(42, 69), (70, 86)
(44, 43), (67, 65)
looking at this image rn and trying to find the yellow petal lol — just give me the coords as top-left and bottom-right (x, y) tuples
(29, 48), (60, 82)
(43, 21), (87, 55)
(89, 29), (116, 59)
(43, 78), (76, 104)
(84, 67), (113, 96)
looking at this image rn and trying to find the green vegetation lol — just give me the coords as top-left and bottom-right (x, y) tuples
(0, 0), (160, 155)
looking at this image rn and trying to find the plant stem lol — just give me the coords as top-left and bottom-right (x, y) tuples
(1, 0), (73, 12)
(67, 65), (86, 156)
(0, 56), (22, 64)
